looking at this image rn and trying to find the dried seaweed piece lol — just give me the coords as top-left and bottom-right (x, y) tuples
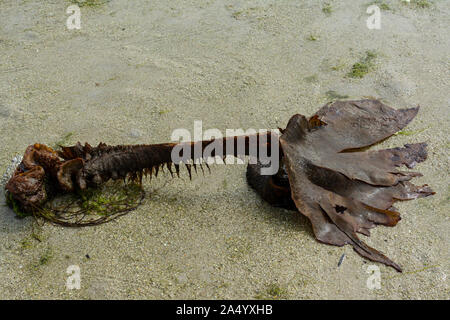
(3, 99), (433, 271)
(248, 99), (434, 272)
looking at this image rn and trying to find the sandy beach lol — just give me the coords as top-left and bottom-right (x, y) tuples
(0, 0), (448, 299)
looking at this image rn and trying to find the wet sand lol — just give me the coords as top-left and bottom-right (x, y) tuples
(0, 0), (448, 299)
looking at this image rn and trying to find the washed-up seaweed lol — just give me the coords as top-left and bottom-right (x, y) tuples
(4, 99), (434, 271)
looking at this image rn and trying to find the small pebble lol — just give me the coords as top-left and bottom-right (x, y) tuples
(338, 254), (346, 267)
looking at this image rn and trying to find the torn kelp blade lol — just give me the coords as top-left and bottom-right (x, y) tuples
(277, 99), (434, 272)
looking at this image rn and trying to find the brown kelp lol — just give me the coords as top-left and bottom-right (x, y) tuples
(4, 100), (433, 271)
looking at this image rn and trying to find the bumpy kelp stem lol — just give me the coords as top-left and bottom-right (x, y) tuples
(5, 132), (278, 213)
